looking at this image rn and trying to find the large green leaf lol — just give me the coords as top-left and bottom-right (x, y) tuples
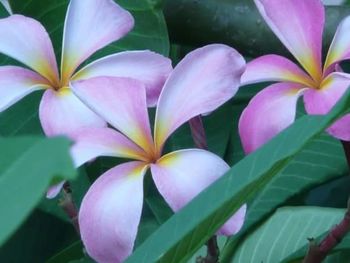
(221, 134), (348, 262)
(283, 225), (350, 263)
(231, 207), (345, 263)
(0, 210), (77, 263)
(0, 136), (76, 245)
(125, 90), (350, 263)
(163, 0), (349, 58)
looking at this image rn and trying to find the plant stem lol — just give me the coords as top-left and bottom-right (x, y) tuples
(303, 198), (350, 263)
(189, 116), (219, 263)
(59, 182), (80, 235)
(189, 116), (208, 150)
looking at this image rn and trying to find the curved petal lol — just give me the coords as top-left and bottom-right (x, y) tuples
(255, 0), (324, 81)
(0, 15), (59, 86)
(324, 16), (350, 70)
(70, 77), (154, 155)
(39, 88), (106, 137)
(60, 0), (134, 84)
(70, 127), (149, 167)
(79, 161), (148, 263)
(239, 82), (305, 154)
(73, 51), (173, 107)
(46, 182), (65, 199)
(304, 72), (350, 140)
(241, 55), (314, 87)
(0, 66), (50, 112)
(154, 44), (245, 151)
(151, 149), (246, 236)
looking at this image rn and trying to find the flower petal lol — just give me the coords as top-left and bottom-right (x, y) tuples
(239, 82), (305, 154)
(70, 77), (154, 154)
(72, 51), (173, 107)
(60, 0), (134, 84)
(255, 0), (324, 81)
(0, 15), (59, 86)
(70, 127), (148, 167)
(324, 16), (350, 70)
(39, 88), (106, 136)
(151, 149), (246, 236)
(0, 66), (50, 112)
(154, 44), (245, 151)
(241, 55), (314, 87)
(46, 182), (65, 199)
(304, 72), (350, 140)
(79, 161), (148, 263)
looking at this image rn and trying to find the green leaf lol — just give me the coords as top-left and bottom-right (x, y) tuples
(125, 90), (350, 263)
(221, 133), (348, 261)
(231, 207), (345, 263)
(46, 241), (84, 263)
(0, 0), (9, 17)
(0, 92), (43, 136)
(0, 136), (76, 245)
(163, 0), (349, 58)
(283, 225), (350, 263)
(0, 209), (77, 263)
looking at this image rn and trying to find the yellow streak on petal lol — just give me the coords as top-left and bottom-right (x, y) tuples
(36, 60), (59, 87)
(285, 88), (302, 96)
(157, 152), (179, 167)
(302, 54), (322, 85)
(128, 163), (149, 178)
(57, 86), (72, 97)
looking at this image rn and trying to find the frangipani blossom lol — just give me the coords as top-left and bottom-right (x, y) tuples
(70, 44), (247, 263)
(239, 0), (350, 153)
(0, 0), (172, 137)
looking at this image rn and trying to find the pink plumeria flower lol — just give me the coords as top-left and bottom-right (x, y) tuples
(69, 44), (246, 263)
(0, 0), (172, 137)
(239, 0), (350, 153)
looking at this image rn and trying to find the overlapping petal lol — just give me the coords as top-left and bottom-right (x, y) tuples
(73, 51), (173, 107)
(0, 15), (59, 85)
(324, 16), (350, 70)
(241, 55), (314, 87)
(70, 77), (154, 154)
(70, 127), (148, 167)
(255, 0), (324, 81)
(151, 149), (246, 235)
(46, 182), (65, 199)
(60, 0), (134, 84)
(239, 82), (305, 154)
(0, 66), (50, 112)
(304, 72), (350, 140)
(79, 161), (148, 263)
(154, 44), (245, 151)
(39, 88), (106, 136)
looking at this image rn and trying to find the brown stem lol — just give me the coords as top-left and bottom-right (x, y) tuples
(189, 116), (208, 150)
(302, 198), (350, 263)
(189, 116), (219, 263)
(59, 182), (80, 235)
